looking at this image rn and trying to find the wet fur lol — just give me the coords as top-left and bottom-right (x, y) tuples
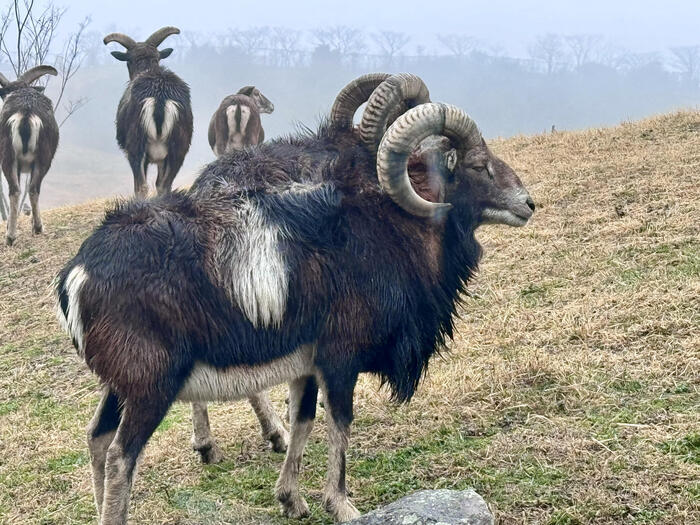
(57, 120), (482, 523)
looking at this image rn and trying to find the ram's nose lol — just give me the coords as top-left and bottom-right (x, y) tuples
(526, 195), (536, 213)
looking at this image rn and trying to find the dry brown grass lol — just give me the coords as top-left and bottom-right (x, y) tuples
(1, 111), (698, 524)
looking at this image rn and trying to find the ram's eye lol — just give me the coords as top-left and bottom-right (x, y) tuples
(478, 164), (495, 179)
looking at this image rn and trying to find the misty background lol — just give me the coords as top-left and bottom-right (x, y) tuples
(2, 0), (700, 208)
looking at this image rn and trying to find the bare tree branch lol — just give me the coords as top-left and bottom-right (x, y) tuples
(54, 15), (89, 109)
(313, 25), (366, 55)
(372, 31), (410, 61)
(437, 34), (480, 58)
(528, 33), (567, 74)
(58, 95), (88, 128)
(669, 46), (700, 85)
(564, 34), (602, 69)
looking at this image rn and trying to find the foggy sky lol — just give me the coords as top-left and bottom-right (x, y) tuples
(62, 0), (700, 57)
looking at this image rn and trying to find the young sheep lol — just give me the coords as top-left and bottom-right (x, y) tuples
(208, 86), (274, 156)
(0, 66), (59, 245)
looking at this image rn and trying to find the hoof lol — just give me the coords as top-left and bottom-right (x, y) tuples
(279, 495), (310, 519)
(195, 443), (223, 464)
(334, 503), (361, 523)
(268, 429), (289, 453)
(6, 235), (15, 246)
(33, 225), (43, 235)
(326, 498), (361, 523)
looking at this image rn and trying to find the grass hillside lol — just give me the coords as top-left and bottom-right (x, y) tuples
(0, 111), (698, 524)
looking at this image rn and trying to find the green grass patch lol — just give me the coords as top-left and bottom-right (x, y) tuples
(45, 451), (89, 474)
(659, 433), (700, 464)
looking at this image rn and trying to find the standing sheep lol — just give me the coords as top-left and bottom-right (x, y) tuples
(104, 27), (192, 198)
(0, 66), (59, 245)
(208, 86), (274, 156)
(56, 73), (535, 524)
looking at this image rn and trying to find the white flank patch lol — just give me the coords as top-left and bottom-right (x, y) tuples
(55, 265), (88, 354)
(228, 199), (289, 328)
(177, 345), (315, 402)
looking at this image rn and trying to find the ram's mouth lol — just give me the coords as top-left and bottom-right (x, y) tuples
(482, 207), (532, 227)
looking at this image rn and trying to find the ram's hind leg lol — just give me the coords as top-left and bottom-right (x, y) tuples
(156, 153), (184, 195)
(319, 371), (361, 522)
(87, 389), (122, 518)
(190, 402), (223, 464)
(100, 394), (172, 525)
(249, 391), (288, 453)
(28, 163), (48, 234)
(128, 155), (148, 199)
(4, 163), (20, 245)
(276, 376), (317, 518)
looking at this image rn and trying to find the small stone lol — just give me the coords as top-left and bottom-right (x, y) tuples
(346, 489), (493, 525)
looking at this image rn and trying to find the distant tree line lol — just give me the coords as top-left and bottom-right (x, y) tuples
(77, 25), (700, 88)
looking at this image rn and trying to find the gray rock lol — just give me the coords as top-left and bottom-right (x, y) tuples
(347, 489), (493, 525)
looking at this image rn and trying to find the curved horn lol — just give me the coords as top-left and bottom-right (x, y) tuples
(145, 26), (180, 47)
(330, 73), (391, 128)
(18, 65), (58, 85)
(103, 32), (136, 49)
(359, 73), (430, 154)
(376, 103), (482, 218)
(0, 72), (10, 86)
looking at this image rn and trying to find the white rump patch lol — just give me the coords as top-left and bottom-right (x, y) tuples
(141, 97), (180, 140)
(140, 98), (158, 139)
(225, 104), (251, 151)
(141, 98), (180, 162)
(162, 100), (181, 138)
(6, 112), (42, 164)
(55, 265), (88, 354)
(177, 345), (315, 402)
(224, 199), (289, 328)
(7, 113), (24, 153)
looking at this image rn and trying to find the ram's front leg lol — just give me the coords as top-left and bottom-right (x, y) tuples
(318, 370), (361, 523)
(275, 376), (317, 518)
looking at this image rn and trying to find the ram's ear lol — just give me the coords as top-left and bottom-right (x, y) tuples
(445, 149), (458, 172)
(159, 48), (174, 60)
(111, 51), (129, 61)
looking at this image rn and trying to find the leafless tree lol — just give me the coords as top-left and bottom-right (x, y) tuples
(313, 25), (366, 55)
(564, 34), (602, 68)
(528, 33), (566, 74)
(437, 33), (480, 58)
(615, 51), (662, 72)
(372, 30), (410, 65)
(270, 27), (301, 67)
(228, 26), (271, 60)
(0, 1), (89, 124)
(669, 45), (700, 85)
